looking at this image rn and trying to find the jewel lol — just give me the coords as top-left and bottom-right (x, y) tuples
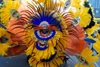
(10, 9), (20, 19)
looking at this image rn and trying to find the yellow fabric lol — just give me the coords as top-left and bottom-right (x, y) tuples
(75, 48), (99, 67)
(0, 0), (21, 26)
(0, 28), (13, 56)
(37, 0), (68, 6)
(85, 23), (99, 35)
(0, 28), (7, 38)
(70, 0), (91, 27)
(29, 51), (64, 67)
(75, 63), (95, 67)
(71, 0), (81, 7)
(88, 35), (100, 55)
(74, 6), (91, 27)
(25, 29), (65, 60)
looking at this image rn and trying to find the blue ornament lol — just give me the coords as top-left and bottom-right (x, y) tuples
(34, 30), (56, 40)
(84, 38), (96, 43)
(0, 23), (6, 29)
